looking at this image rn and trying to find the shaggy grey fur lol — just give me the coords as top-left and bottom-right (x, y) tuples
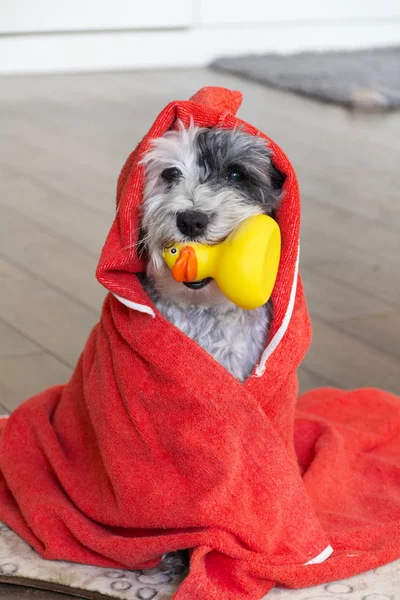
(140, 125), (284, 382)
(195, 128), (284, 210)
(142, 278), (272, 381)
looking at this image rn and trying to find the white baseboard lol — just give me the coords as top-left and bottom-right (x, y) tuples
(1, 21), (399, 74)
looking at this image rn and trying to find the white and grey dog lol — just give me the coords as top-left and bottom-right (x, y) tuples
(140, 124), (285, 382)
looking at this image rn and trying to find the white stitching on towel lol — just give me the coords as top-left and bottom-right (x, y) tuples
(255, 245), (300, 377)
(304, 545), (334, 565)
(113, 294), (156, 318)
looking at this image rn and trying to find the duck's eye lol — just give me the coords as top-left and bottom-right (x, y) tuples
(170, 247), (178, 255)
(161, 167), (182, 183)
(227, 167), (245, 183)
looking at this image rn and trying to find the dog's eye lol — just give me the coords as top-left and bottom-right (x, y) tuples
(161, 167), (182, 183)
(227, 167), (245, 183)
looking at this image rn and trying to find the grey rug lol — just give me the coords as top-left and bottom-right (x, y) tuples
(211, 47), (400, 109)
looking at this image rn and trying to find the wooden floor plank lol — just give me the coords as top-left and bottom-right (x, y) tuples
(0, 258), (98, 368)
(297, 367), (337, 395)
(0, 131), (116, 216)
(301, 195), (400, 262)
(1, 107), (124, 180)
(0, 165), (111, 256)
(301, 266), (390, 321)
(336, 311), (400, 360)
(0, 353), (72, 413)
(0, 582), (82, 600)
(303, 317), (400, 395)
(301, 229), (400, 308)
(0, 205), (105, 312)
(0, 323), (38, 359)
(0, 384), (14, 414)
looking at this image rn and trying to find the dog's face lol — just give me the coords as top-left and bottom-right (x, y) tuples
(141, 125), (285, 305)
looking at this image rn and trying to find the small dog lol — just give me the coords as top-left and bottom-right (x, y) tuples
(140, 124), (285, 382)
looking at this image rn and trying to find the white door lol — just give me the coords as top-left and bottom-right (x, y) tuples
(200, 0), (400, 25)
(0, 0), (192, 33)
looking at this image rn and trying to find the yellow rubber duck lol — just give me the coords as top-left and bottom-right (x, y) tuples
(162, 214), (281, 310)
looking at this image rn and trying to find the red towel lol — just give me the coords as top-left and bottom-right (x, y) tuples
(0, 87), (400, 600)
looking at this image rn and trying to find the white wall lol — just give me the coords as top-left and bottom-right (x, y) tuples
(1, 0), (399, 74)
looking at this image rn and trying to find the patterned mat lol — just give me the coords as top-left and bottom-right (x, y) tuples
(0, 522), (398, 599)
(211, 47), (400, 109)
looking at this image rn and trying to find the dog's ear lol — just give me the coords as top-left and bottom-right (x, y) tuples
(270, 162), (287, 192)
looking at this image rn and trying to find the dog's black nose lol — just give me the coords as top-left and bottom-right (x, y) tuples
(176, 211), (209, 237)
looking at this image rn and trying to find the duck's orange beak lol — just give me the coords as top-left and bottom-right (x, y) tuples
(172, 246), (198, 282)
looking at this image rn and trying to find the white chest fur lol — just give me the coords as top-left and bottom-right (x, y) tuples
(145, 284), (270, 382)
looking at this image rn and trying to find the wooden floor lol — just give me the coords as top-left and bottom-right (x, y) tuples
(0, 67), (399, 600)
(0, 67), (400, 418)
